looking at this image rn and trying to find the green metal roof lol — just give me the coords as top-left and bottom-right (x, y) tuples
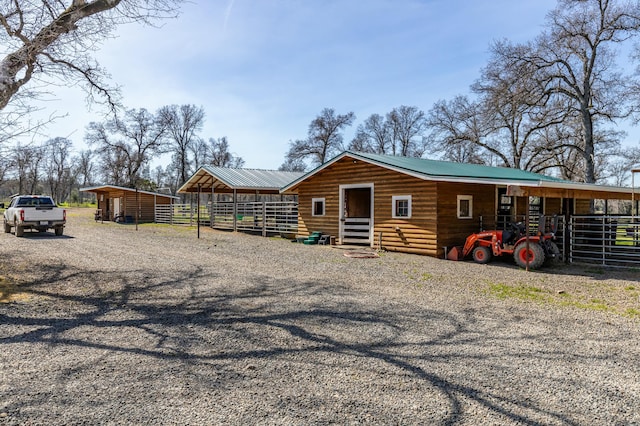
(350, 151), (566, 182)
(281, 150), (568, 192)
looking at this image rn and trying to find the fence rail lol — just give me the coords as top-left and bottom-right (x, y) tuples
(570, 215), (640, 267)
(156, 201), (298, 235)
(155, 204), (210, 226)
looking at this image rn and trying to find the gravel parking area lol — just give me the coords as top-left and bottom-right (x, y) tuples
(1, 208), (639, 425)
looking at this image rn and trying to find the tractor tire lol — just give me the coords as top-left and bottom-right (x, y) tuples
(543, 241), (561, 266)
(514, 243), (545, 269)
(472, 246), (492, 264)
(3, 220), (10, 233)
(15, 224), (24, 237)
(55, 226), (63, 236)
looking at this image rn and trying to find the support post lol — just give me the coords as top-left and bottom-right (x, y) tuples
(233, 189), (238, 232)
(525, 196), (530, 271)
(601, 215), (606, 266)
(197, 184), (201, 239)
(632, 168), (640, 246)
(262, 202), (267, 237)
(189, 192), (194, 226)
(135, 187), (139, 231)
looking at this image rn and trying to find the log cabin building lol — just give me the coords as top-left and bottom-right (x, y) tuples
(81, 185), (178, 223)
(281, 151), (637, 258)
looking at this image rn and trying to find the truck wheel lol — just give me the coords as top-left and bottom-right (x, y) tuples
(55, 227), (63, 236)
(472, 246), (492, 264)
(3, 221), (10, 233)
(514, 243), (545, 269)
(15, 225), (24, 237)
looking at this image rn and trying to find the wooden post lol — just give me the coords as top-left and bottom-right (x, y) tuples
(633, 169), (640, 246)
(525, 196), (530, 271)
(189, 192), (194, 226)
(262, 202), (267, 237)
(135, 187), (139, 231)
(233, 189), (237, 232)
(197, 184), (201, 239)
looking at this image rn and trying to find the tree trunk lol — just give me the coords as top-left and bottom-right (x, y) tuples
(581, 106), (596, 184)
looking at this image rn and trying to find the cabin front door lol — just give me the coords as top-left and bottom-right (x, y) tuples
(113, 198), (121, 221)
(339, 184), (374, 245)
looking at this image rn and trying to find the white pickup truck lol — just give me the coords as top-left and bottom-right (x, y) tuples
(3, 195), (66, 237)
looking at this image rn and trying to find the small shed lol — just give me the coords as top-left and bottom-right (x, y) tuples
(81, 185), (178, 223)
(178, 166), (304, 233)
(178, 166), (304, 198)
(281, 151), (636, 258)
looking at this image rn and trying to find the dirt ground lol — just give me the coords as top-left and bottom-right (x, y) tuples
(0, 208), (639, 424)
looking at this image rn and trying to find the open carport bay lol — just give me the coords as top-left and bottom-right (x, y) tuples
(0, 209), (639, 425)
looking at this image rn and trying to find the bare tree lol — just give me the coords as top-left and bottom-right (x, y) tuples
(187, 136), (245, 170)
(497, 0), (640, 183)
(606, 146), (640, 185)
(158, 104), (205, 186)
(43, 137), (73, 202)
(13, 143), (45, 194)
(0, 146), (14, 189)
(428, 47), (570, 172)
(0, 0), (183, 113)
(278, 156), (306, 172)
(532, 117), (622, 181)
(71, 149), (94, 202)
(75, 149), (94, 187)
(190, 137), (207, 171)
(283, 108), (355, 169)
(86, 108), (167, 187)
(387, 105), (428, 157)
(206, 137), (245, 168)
(427, 96), (493, 165)
(348, 113), (392, 154)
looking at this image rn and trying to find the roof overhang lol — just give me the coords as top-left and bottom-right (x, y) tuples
(507, 181), (636, 200)
(178, 167), (289, 194)
(80, 185), (179, 200)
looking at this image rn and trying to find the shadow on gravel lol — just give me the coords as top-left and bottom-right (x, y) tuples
(5, 232), (74, 240)
(0, 258), (602, 425)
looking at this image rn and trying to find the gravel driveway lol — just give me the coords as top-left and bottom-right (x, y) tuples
(1, 208), (639, 425)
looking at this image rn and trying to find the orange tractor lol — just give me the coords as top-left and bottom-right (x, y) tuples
(458, 217), (561, 269)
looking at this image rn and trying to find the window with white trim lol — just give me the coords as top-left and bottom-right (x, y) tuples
(392, 195), (412, 218)
(312, 198), (325, 216)
(457, 195), (473, 219)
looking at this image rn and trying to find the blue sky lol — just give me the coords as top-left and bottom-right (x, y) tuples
(41, 0), (572, 169)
